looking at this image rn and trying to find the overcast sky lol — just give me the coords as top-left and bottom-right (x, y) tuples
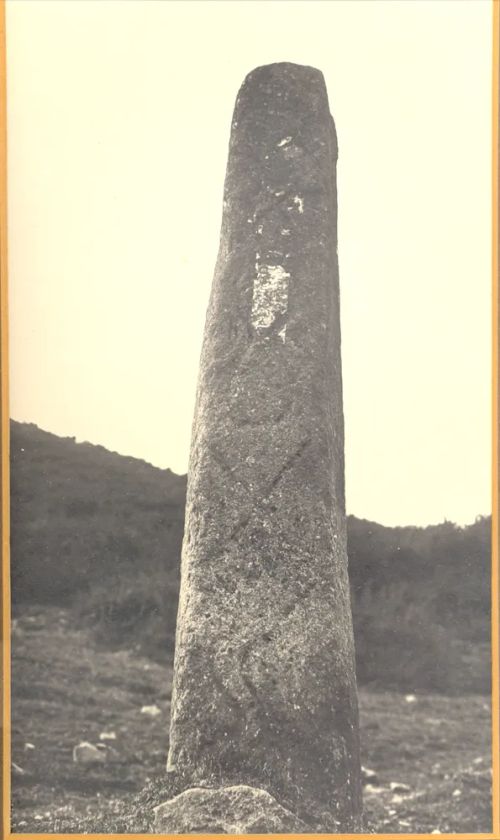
(6, 0), (493, 527)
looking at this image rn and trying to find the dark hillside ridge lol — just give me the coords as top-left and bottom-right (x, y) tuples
(10, 421), (186, 603)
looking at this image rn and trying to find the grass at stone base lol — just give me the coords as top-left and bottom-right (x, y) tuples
(11, 606), (493, 834)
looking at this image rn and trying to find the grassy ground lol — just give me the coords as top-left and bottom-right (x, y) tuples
(11, 606), (493, 834)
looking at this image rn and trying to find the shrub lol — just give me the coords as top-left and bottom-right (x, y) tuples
(351, 582), (465, 694)
(74, 566), (179, 664)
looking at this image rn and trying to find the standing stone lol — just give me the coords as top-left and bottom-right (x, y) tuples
(158, 62), (362, 833)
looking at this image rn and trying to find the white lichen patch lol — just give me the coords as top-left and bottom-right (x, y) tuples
(277, 136), (292, 147)
(257, 224), (263, 235)
(281, 229), (291, 236)
(274, 190), (285, 197)
(293, 196), (304, 213)
(251, 261), (290, 339)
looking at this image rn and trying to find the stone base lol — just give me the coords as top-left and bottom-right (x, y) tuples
(153, 784), (310, 834)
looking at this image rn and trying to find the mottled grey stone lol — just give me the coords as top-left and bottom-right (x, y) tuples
(164, 62), (362, 832)
(153, 785), (310, 834)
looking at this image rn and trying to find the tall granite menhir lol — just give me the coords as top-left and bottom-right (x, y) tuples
(155, 63), (362, 833)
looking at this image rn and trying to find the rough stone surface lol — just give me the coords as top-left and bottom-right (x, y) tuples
(154, 785), (310, 834)
(166, 62), (362, 832)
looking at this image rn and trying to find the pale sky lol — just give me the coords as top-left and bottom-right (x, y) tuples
(6, 0), (493, 527)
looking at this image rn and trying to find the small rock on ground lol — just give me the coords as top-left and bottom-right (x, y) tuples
(154, 785), (310, 834)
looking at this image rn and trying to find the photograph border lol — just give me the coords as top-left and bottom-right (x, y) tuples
(0, 1), (498, 838)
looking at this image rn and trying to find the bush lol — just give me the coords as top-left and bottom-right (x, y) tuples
(74, 567), (179, 664)
(351, 583), (465, 694)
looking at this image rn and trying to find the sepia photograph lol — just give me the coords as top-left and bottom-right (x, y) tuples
(2, 0), (498, 836)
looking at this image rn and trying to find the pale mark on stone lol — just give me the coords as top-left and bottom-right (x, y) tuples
(293, 196), (304, 213)
(251, 261), (290, 338)
(277, 136), (292, 147)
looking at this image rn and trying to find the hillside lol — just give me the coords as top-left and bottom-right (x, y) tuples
(10, 420), (492, 692)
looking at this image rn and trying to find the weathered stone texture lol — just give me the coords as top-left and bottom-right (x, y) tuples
(154, 785), (309, 834)
(166, 62), (362, 832)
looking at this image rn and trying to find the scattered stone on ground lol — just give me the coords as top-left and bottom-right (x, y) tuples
(72, 742), (106, 765)
(140, 705), (161, 717)
(361, 765), (378, 784)
(364, 784), (387, 796)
